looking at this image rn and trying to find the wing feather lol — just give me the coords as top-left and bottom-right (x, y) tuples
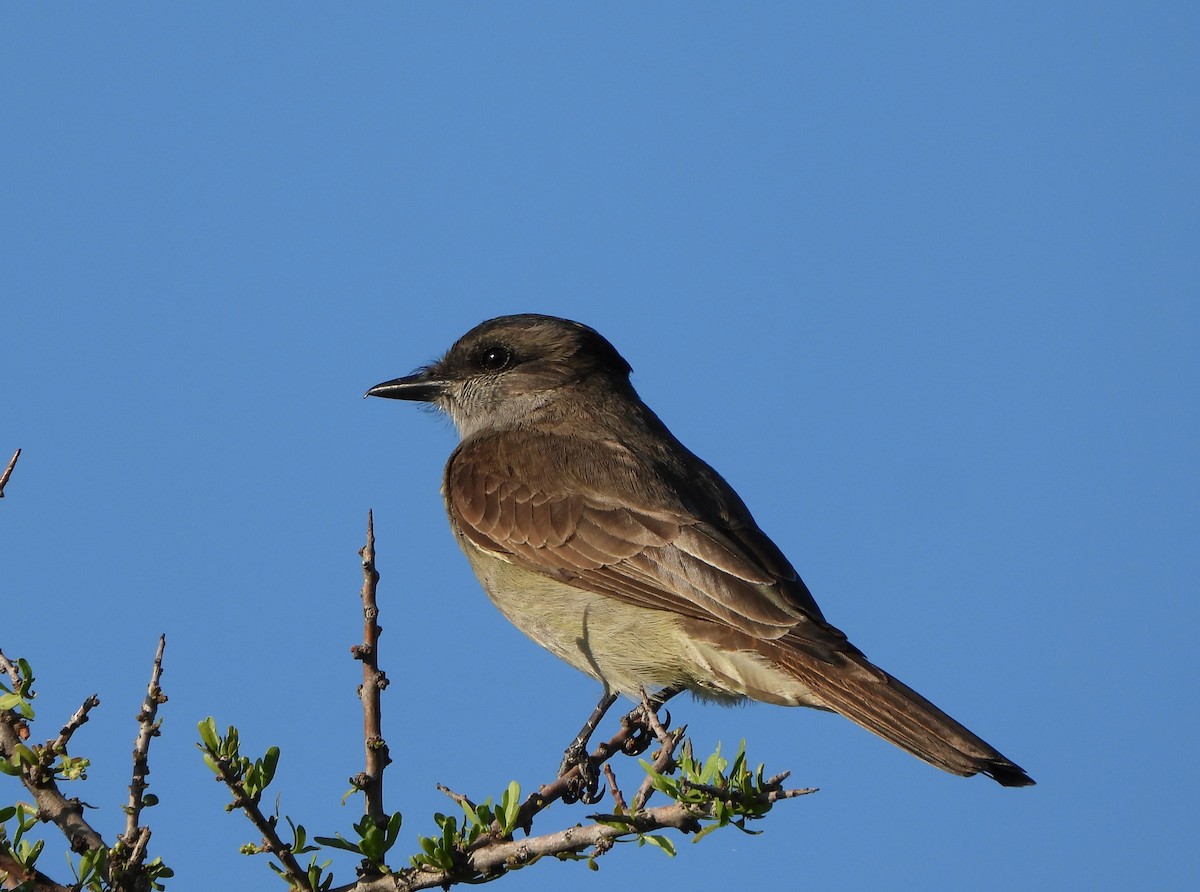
(446, 433), (832, 641)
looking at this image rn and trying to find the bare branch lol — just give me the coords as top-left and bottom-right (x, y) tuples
(602, 764), (626, 814)
(436, 783), (475, 813)
(128, 826), (152, 865)
(0, 448), (19, 499)
(51, 695), (100, 755)
(122, 635), (167, 842)
(350, 510), (391, 828)
(0, 649), (20, 690)
(638, 687), (675, 750)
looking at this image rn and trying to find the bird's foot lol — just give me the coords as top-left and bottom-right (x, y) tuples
(558, 685), (684, 805)
(559, 689), (618, 804)
(558, 689), (618, 778)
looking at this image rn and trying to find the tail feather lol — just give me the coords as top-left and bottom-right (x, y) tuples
(683, 618), (1035, 786)
(782, 643), (1035, 787)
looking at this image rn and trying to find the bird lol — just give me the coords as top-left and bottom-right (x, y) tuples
(366, 313), (1034, 787)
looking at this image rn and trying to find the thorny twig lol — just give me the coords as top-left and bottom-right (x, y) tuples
(122, 635), (167, 842)
(349, 511), (390, 830)
(51, 696), (101, 755)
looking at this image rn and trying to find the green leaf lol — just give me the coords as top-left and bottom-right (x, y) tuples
(701, 747), (726, 784)
(261, 746), (280, 784)
(11, 744), (35, 767)
(77, 849), (96, 880)
(639, 758), (679, 797)
(501, 780), (521, 831)
(692, 822), (721, 844)
(385, 811), (403, 848)
(197, 717), (220, 750)
(313, 833), (362, 854)
(25, 838), (45, 866)
(289, 819), (307, 851)
(464, 803), (485, 828)
(641, 834), (676, 857)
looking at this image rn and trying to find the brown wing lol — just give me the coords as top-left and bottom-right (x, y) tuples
(446, 432), (846, 645)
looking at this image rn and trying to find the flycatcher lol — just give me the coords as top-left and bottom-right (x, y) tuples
(367, 314), (1033, 787)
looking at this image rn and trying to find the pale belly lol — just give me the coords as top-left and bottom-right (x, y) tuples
(457, 536), (824, 708)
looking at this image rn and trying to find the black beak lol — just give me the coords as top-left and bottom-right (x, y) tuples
(364, 371), (448, 402)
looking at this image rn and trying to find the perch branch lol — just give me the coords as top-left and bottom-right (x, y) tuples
(343, 783), (814, 892)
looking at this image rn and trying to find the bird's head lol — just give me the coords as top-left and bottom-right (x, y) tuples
(366, 314), (633, 438)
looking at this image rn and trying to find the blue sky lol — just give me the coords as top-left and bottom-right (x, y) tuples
(3, 3), (1197, 890)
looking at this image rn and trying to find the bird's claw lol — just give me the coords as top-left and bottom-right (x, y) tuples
(561, 753), (603, 804)
(558, 737), (604, 804)
(620, 704), (671, 756)
(557, 739), (588, 780)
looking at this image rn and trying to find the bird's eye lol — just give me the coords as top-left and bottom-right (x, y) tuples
(477, 345), (514, 372)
